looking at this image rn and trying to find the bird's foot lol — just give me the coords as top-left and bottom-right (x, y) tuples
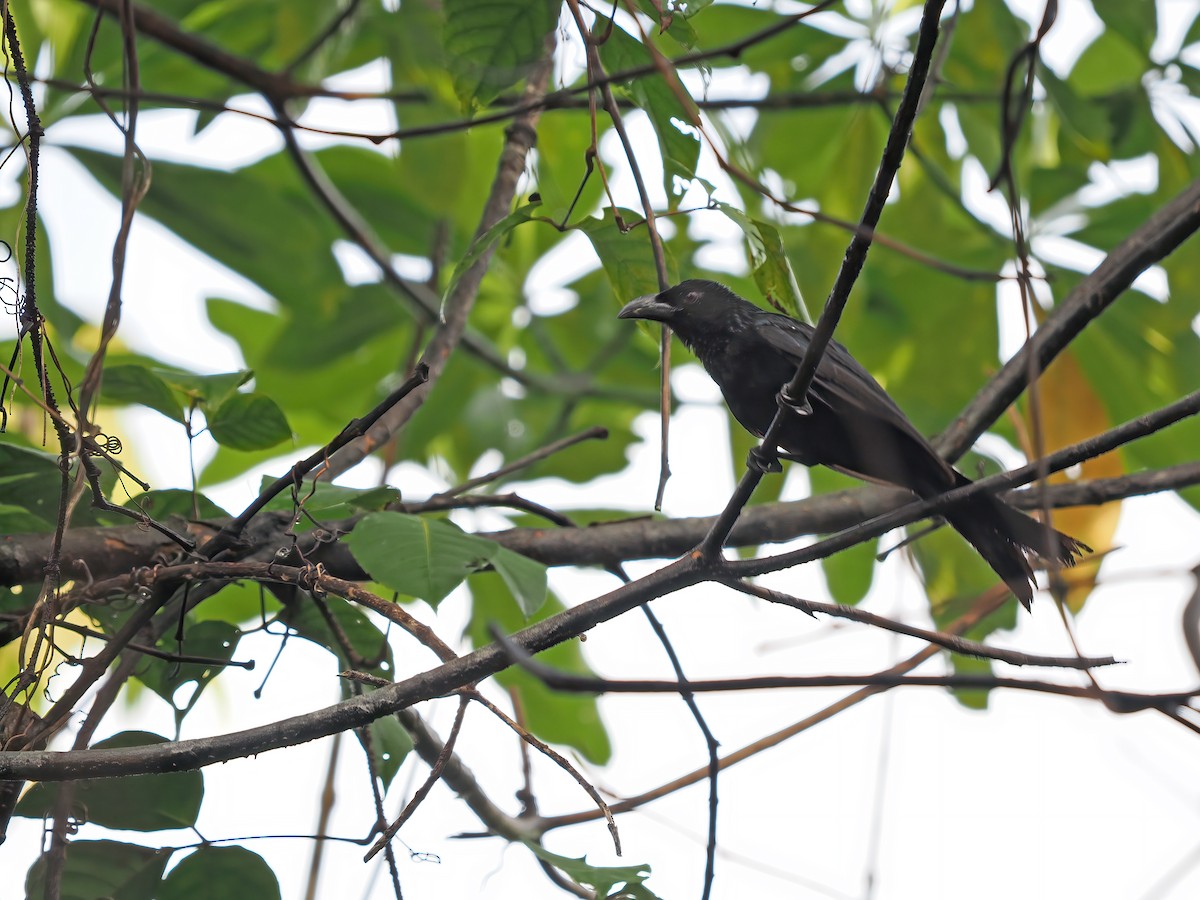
(747, 446), (783, 474)
(777, 385), (813, 417)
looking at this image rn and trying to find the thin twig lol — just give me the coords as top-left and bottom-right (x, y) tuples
(490, 628), (1187, 708)
(439, 426), (608, 498)
(364, 695), (469, 861)
(466, 690), (620, 855)
(698, 0), (949, 557)
(727, 580), (1116, 669)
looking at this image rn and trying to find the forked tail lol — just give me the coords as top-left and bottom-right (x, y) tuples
(939, 474), (1090, 610)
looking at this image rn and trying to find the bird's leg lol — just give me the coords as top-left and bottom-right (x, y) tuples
(777, 384), (813, 417)
(746, 445), (783, 474)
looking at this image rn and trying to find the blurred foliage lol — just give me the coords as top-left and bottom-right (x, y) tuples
(2, 0), (1199, 894)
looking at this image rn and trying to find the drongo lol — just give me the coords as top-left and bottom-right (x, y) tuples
(619, 279), (1088, 608)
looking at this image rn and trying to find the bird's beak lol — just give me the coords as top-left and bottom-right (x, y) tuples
(618, 293), (672, 322)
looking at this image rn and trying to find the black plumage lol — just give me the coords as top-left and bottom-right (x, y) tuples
(618, 279), (1088, 608)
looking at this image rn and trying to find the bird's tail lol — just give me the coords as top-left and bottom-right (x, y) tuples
(936, 473), (1090, 610)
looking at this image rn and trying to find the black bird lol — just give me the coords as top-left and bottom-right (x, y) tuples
(619, 279), (1088, 608)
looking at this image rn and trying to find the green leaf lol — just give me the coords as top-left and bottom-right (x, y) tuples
(1091, 0), (1157, 55)
(16, 732), (203, 831)
(207, 393), (292, 451)
(67, 148), (344, 304)
(0, 444), (107, 529)
(192, 581), (279, 626)
(468, 574), (611, 763)
(262, 282), (410, 371)
(443, 200), (542, 304)
(135, 621), (242, 731)
(933, 600), (1018, 711)
(1040, 68), (1114, 162)
(523, 842), (656, 898)
(533, 110), (607, 221)
(124, 489), (230, 520)
(282, 594), (393, 681)
(490, 546), (548, 617)
(577, 208), (676, 304)
(153, 368), (252, 407)
(809, 467), (876, 605)
(346, 511), (498, 606)
(714, 203), (808, 321)
(24, 840), (172, 900)
(158, 846), (280, 900)
(101, 364), (183, 422)
(916, 527), (1019, 709)
(442, 0), (559, 108)
(0, 501), (54, 534)
(1068, 31), (1147, 98)
(598, 17), (700, 202)
(363, 713), (414, 789)
(259, 480), (400, 521)
(1069, 287), (1200, 511)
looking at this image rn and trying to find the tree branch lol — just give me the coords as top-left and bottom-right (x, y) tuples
(4, 460), (1199, 587)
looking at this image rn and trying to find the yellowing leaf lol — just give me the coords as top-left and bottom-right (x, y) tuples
(1020, 348), (1122, 612)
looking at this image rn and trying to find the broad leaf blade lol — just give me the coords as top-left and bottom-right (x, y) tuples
(443, 0), (559, 108)
(16, 732), (203, 831)
(158, 846), (280, 900)
(24, 840), (172, 900)
(207, 393), (291, 451)
(346, 511), (499, 606)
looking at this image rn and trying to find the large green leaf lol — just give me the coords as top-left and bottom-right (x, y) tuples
(1068, 30), (1148, 98)
(136, 621), (243, 731)
(153, 368), (252, 408)
(100, 364), (184, 422)
(443, 200), (543, 305)
(1069, 286), (1200, 511)
(66, 148), (343, 304)
(1091, 0), (1158, 55)
(16, 732), (203, 831)
(0, 444), (110, 530)
(346, 511), (500, 606)
(442, 0), (560, 108)
(347, 510), (548, 613)
(714, 203), (808, 321)
(917, 528), (1019, 710)
(207, 393), (292, 451)
(158, 846), (280, 900)
(282, 593), (393, 680)
(123, 489), (230, 520)
(362, 713), (415, 789)
(577, 208), (677, 305)
(259, 479), (400, 521)
(490, 546), (549, 617)
(598, 17), (700, 204)
(24, 840), (172, 900)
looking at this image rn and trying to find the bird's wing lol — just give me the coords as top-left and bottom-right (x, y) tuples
(754, 314), (923, 438)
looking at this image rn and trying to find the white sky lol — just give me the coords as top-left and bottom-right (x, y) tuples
(4, 2), (1200, 899)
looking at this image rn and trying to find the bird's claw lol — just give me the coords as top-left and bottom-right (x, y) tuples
(747, 446), (782, 474)
(777, 385), (813, 417)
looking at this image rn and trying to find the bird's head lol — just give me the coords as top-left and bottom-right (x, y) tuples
(617, 279), (747, 334)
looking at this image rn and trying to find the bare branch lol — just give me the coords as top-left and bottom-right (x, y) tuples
(727, 580), (1117, 669)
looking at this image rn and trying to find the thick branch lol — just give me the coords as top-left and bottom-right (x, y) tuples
(3, 461), (1199, 586)
(316, 45), (554, 479)
(0, 559), (701, 780)
(937, 176), (1200, 459)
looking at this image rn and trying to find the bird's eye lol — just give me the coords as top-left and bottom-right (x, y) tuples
(684, 291), (700, 303)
